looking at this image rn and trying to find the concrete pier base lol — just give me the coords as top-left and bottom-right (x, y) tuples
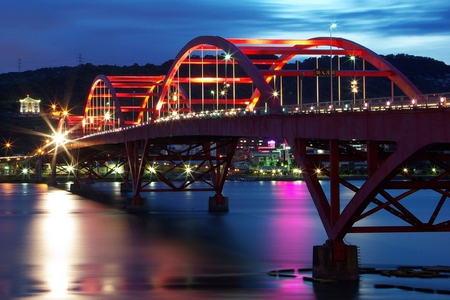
(312, 243), (359, 281)
(208, 195), (229, 212)
(126, 197), (148, 213)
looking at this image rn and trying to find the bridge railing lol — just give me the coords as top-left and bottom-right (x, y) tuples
(76, 92), (450, 138)
(278, 92), (450, 115)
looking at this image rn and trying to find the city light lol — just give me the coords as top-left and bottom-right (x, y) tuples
(3, 141), (13, 156)
(53, 132), (67, 146)
(185, 166), (192, 174)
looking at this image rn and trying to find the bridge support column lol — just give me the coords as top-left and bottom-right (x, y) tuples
(312, 241), (359, 281)
(126, 195), (147, 213)
(120, 182), (132, 192)
(208, 194), (229, 212)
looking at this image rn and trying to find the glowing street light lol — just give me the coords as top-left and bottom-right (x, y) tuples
(351, 79), (358, 105)
(53, 132), (67, 146)
(4, 141), (12, 157)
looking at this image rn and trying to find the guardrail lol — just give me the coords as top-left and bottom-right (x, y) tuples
(74, 92), (450, 139)
(281, 93), (450, 114)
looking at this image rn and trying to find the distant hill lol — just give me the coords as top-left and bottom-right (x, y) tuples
(0, 54), (448, 154)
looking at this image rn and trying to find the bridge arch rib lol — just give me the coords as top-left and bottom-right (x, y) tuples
(156, 35), (282, 117)
(316, 37), (424, 100)
(82, 75), (170, 136)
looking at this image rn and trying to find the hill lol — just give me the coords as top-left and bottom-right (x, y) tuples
(0, 54), (448, 154)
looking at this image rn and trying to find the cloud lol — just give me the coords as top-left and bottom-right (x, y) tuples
(0, 0), (448, 73)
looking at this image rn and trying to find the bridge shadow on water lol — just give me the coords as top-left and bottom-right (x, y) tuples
(60, 181), (129, 210)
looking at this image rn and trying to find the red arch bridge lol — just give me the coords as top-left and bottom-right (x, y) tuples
(45, 36), (450, 280)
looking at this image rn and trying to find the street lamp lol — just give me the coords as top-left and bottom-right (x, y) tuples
(4, 142), (11, 156)
(329, 23), (337, 107)
(351, 80), (358, 105)
(349, 55), (357, 105)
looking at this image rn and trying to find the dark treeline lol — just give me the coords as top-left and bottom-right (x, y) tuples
(0, 54), (448, 154)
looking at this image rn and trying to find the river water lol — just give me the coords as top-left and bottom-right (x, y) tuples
(0, 180), (449, 299)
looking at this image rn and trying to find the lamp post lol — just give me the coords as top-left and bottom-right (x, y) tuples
(329, 23), (337, 108)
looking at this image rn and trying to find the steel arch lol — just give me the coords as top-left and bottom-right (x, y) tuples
(156, 35), (282, 117)
(85, 75), (125, 129)
(83, 75), (175, 135)
(312, 37), (424, 100)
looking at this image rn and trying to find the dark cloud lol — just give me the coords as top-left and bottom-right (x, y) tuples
(0, 0), (448, 73)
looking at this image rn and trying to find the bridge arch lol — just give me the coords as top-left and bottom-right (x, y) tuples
(156, 36), (424, 119)
(313, 37), (424, 100)
(84, 75), (124, 134)
(82, 75), (171, 136)
(156, 36), (282, 117)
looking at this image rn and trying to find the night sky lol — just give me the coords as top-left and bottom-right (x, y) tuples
(1, 0), (449, 73)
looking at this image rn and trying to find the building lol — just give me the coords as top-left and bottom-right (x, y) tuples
(19, 95), (41, 116)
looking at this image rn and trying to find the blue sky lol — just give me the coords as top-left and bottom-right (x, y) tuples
(1, 0), (449, 73)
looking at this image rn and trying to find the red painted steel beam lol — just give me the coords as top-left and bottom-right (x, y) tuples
(259, 70), (392, 77)
(169, 99), (251, 105)
(238, 47), (354, 56)
(173, 77), (253, 84)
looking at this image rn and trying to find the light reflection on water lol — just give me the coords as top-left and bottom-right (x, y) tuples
(0, 181), (449, 299)
(42, 192), (75, 298)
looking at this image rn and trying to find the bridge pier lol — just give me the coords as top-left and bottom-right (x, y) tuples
(312, 241), (359, 281)
(126, 195), (148, 213)
(120, 181), (132, 192)
(208, 194), (229, 212)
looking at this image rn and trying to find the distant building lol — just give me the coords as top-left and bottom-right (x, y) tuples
(19, 95), (41, 116)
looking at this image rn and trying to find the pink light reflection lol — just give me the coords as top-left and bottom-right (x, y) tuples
(265, 181), (325, 269)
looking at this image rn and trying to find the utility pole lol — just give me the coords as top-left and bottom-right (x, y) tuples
(78, 54), (83, 65)
(18, 59), (21, 72)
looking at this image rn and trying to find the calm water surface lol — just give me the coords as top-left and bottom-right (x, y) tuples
(0, 180), (449, 299)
